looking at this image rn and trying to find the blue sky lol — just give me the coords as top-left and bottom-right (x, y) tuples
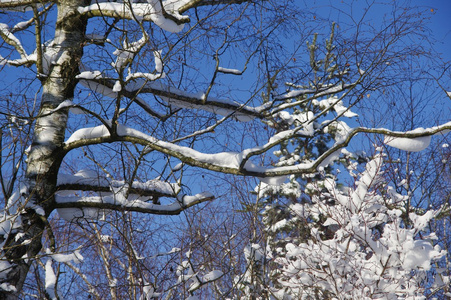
(429, 1), (451, 58)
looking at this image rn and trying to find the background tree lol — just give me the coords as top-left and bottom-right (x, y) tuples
(0, 0), (450, 299)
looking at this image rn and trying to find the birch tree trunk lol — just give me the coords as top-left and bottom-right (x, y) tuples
(0, 1), (87, 297)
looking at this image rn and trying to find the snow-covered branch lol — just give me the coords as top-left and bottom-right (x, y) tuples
(217, 67), (243, 75)
(0, 22), (36, 67)
(272, 82), (355, 112)
(178, 0), (256, 13)
(273, 151), (448, 298)
(78, 1), (188, 33)
(82, 77), (268, 121)
(56, 170), (215, 215)
(57, 171), (181, 199)
(55, 191), (214, 216)
(63, 121), (451, 180)
(0, 23), (27, 59)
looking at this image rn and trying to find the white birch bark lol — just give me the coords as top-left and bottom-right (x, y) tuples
(0, 0), (87, 297)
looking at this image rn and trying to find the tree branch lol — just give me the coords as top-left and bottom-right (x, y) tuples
(179, 0), (259, 13)
(54, 192), (215, 215)
(78, 3), (189, 26)
(0, 0), (46, 10)
(85, 77), (267, 120)
(63, 122), (451, 178)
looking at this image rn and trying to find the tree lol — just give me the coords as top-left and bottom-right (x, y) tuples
(0, 0), (450, 298)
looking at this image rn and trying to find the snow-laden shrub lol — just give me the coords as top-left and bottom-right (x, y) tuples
(273, 150), (448, 299)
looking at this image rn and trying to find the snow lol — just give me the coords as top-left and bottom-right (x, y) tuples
(202, 270), (223, 282)
(85, 33), (110, 43)
(313, 96), (358, 118)
(275, 88), (314, 100)
(122, 50), (167, 81)
(272, 150), (447, 298)
(64, 119), (449, 182)
(65, 125), (111, 144)
(317, 149), (341, 171)
(271, 219), (288, 231)
(0, 23), (22, 48)
(140, 281), (161, 300)
(12, 20), (32, 32)
(172, 162), (183, 171)
(58, 168), (180, 195)
(217, 67), (243, 75)
(169, 247), (180, 253)
(50, 100), (74, 113)
(0, 282), (16, 292)
(154, 50), (163, 73)
(179, 192), (214, 207)
(45, 260), (57, 299)
(258, 175), (287, 186)
(112, 80), (121, 92)
(79, 79), (117, 98)
(48, 249), (83, 264)
(0, 23), (25, 56)
(115, 123), (246, 169)
(78, 2), (185, 33)
(76, 70), (102, 80)
(409, 211), (437, 232)
(126, 72), (165, 81)
(384, 135), (431, 152)
(244, 243), (266, 262)
(277, 111), (293, 124)
(78, 76), (267, 121)
(57, 207), (108, 221)
(402, 240), (443, 270)
(162, 0), (192, 12)
(55, 189), (213, 220)
(160, 96), (256, 122)
(324, 120), (352, 143)
(333, 101), (358, 118)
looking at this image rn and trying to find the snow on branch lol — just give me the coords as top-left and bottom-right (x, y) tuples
(79, 77), (168, 119)
(273, 82), (354, 112)
(123, 50), (166, 81)
(78, 1), (189, 33)
(0, 22), (37, 67)
(63, 122), (451, 181)
(112, 34), (149, 74)
(57, 169), (181, 198)
(275, 151), (448, 298)
(0, 23), (27, 58)
(177, 0), (256, 13)
(217, 67), (243, 75)
(55, 191), (214, 216)
(83, 77), (269, 121)
(55, 169), (214, 216)
(0, 52), (36, 67)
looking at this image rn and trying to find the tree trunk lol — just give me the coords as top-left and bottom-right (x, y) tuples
(0, 1), (87, 297)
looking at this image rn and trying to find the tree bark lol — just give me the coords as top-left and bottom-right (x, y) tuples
(0, 0), (88, 298)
